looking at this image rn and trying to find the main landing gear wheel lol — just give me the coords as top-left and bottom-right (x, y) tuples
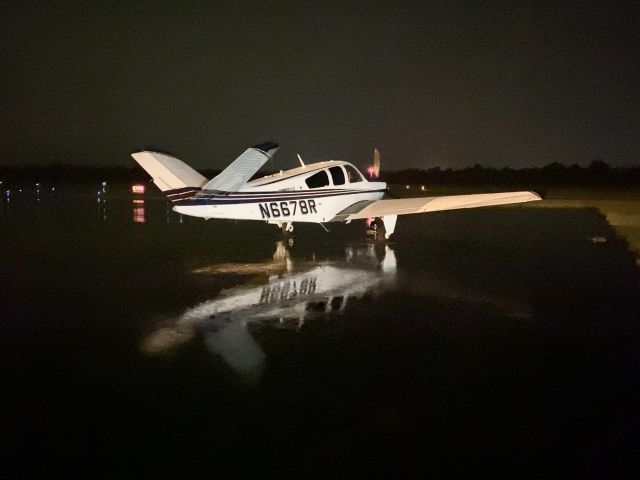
(281, 222), (294, 234)
(366, 218), (383, 241)
(367, 216), (397, 241)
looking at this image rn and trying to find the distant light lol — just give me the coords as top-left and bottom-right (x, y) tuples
(133, 199), (144, 204)
(132, 184), (145, 194)
(367, 166), (375, 176)
(133, 207), (145, 223)
(102, 181), (107, 187)
(51, 187), (55, 192)
(405, 185), (410, 189)
(421, 185), (425, 191)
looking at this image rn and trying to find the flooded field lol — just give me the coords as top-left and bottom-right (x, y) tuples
(526, 190), (640, 263)
(2, 186), (640, 476)
(394, 185), (640, 261)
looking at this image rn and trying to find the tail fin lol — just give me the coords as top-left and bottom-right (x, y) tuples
(131, 151), (208, 200)
(200, 141), (279, 192)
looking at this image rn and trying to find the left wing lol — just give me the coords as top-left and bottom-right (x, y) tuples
(200, 141), (279, 192)
(332, 191), (541, 221)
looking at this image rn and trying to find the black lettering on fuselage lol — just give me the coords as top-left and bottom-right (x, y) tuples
(259, 203), (271, 218)
(270, 202), (281, 217)
(258, 199), (319, 218)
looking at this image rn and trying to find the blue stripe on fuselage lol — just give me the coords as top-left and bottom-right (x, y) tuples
(174, 189), (387, 206)
(194, 189), (352, 199)
(166, 186), (203, 195)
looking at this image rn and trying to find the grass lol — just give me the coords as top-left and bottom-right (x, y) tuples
(389, 184), (640, 262)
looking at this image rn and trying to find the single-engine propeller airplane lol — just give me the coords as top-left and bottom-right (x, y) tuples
(132, 142), (540, 238)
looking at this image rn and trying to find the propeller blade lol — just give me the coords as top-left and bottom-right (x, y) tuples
(373, 148), (381, 178)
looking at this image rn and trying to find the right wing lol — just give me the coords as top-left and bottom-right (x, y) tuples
(200, 141), (279, 192)
(332, 191), (541, 221)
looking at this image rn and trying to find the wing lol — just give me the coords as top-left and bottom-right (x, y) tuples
(200, 141), (279, 192)
(332, 191), (541, 221)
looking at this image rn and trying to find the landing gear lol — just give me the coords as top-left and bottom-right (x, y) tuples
(366, 215), (397, 241)
(280, 222), (294, 234)
(366, 218), (381, 239)
(267, 220), (294, 234)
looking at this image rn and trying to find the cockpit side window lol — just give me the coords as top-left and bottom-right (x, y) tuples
(344, 165), (363, 183)
(329, 166), (345, 186)
(305, 170), (330, 189)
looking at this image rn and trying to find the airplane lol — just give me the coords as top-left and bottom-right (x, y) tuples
(131, 142), (541, 238)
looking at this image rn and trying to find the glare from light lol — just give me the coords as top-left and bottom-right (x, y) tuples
(133, 207), (145, 223)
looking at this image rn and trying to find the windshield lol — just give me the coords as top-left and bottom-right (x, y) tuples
(344, 165), (363, 183)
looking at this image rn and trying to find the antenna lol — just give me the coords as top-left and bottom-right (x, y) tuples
(297, 154), (306, 168)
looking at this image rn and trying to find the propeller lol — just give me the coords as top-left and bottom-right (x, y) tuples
(372, 148), (381, 179)
(370, 148), (397, 198)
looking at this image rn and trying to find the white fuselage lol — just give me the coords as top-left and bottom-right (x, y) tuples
(172, 160), (386, 223)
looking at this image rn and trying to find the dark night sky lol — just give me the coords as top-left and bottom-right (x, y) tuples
(2, 1), (639, 169)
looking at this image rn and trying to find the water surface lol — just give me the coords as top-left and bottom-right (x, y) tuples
(2, 189), (639, 476)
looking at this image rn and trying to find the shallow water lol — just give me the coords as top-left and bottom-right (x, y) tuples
(527, 196), (640, 262)
(2, 189), (640, 476)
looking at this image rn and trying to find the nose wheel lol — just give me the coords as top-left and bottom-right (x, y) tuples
(366, 215), (397, 241)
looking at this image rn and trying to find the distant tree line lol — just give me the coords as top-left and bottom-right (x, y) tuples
(380, 160), (640, 187)
(1, 160), (639, 187)
(0, 164), (222, 185)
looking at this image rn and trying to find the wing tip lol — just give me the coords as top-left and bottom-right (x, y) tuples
(252, 141), (280, 156)
(528, 190), (542, 201)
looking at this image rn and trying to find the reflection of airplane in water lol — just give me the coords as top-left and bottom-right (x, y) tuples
(143, 240), (532, 383)
(143, 241), (397, 382)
